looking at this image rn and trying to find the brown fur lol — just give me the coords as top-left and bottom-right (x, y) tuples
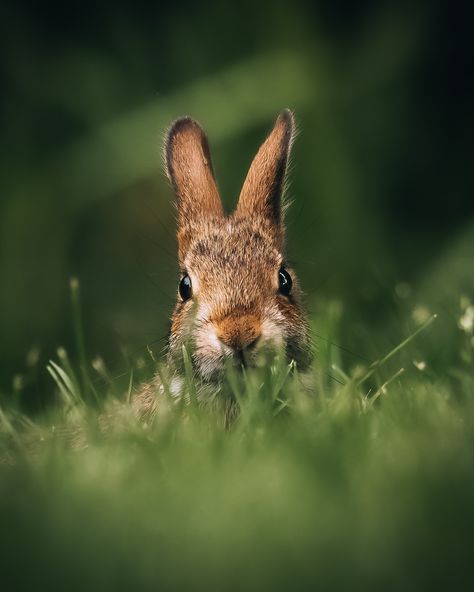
(134, 109), (312, 418)
(235, 109), (294, 247)
(166, 117), (223, 260)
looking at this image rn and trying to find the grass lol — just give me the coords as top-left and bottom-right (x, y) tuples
(1, 290), (474, 591)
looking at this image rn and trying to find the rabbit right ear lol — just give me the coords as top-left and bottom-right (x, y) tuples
(234, 109), (295, 247)
(165, 117), (223, 256)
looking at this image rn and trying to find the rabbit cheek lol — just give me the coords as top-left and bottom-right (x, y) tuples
(275, 298), (312, 369)
(260, 316), (285, 347)
(192, 325), (228, 381)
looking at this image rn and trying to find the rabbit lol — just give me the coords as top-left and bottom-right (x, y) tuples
(133, 109), (312, 419)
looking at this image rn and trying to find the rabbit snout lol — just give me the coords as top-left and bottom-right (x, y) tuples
(214, 314), (261, 353)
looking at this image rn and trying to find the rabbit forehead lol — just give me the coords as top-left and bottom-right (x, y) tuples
(184, 220), (282, 282)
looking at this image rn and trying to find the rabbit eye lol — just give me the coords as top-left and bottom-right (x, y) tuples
(278, 268), (293, 296)
(179, 274), (192, 301)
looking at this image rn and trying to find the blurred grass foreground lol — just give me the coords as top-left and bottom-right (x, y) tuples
(1, 287), (474, 590)
(1, 1), (474, 590)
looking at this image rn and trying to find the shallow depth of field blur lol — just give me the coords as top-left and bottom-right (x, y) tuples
(1, 1), (473, 590)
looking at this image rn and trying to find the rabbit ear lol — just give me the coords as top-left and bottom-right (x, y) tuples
(165, 117), (223, 252)
(235, 109), (295, 239)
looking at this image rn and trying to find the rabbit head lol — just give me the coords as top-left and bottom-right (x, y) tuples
(165, 109), (312, 382)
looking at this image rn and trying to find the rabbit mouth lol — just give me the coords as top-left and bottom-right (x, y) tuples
(190, 341), (284, 384)
(192, 349), (253, 383)
(234, 349), (249, 368)
(225, 347), (254, 373)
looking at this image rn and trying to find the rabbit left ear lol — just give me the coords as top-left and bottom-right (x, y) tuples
(165, 117), (224, 256)
(235, 109), (295, 240)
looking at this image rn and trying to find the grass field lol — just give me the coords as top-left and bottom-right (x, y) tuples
(1, 2), (472, 590)
(1, 290), (473, 592)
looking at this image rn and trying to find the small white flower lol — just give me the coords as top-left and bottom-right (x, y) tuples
(92, 357), (106, 372)
(412, 305), (431, 325)
(458, 306), (474, 334)
(413, 360), (426, 371)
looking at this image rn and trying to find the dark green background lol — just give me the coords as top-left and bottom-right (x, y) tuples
(1, 0), (472, 403)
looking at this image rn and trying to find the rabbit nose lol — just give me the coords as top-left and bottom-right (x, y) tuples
(215, 315), (261, 353)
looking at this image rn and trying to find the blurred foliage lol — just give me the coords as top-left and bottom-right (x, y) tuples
(1, 323), (473, 590)
(0, 0), (473, 406)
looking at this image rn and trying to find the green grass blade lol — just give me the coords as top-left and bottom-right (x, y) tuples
(357, 314), (437, 386)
